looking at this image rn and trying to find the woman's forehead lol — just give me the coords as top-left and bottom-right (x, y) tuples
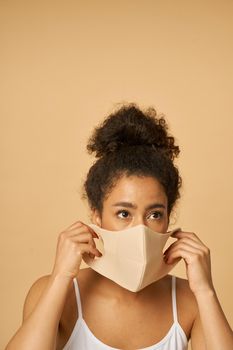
(105, 175), (167, 205)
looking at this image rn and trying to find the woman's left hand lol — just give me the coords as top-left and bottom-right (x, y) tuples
(164, 230), (215, 296)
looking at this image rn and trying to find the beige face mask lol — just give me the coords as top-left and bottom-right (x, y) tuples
(82, 224), (181, 292)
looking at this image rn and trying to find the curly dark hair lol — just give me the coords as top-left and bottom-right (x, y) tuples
(83, 102), (182, 218)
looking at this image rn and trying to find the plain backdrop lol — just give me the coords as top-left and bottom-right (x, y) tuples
(1, 1), (233, 349)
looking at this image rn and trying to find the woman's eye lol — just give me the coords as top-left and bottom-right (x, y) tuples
(149, 211), (163, 220)
(117, 210), (130, 219)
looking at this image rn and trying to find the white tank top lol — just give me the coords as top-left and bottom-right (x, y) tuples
(63, 275), (188, 350)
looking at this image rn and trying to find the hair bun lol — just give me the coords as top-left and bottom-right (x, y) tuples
(87, 103), (180, 161)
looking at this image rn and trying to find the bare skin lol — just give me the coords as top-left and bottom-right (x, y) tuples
(5, 175), (233, 350)
(57, 267), (197, 349)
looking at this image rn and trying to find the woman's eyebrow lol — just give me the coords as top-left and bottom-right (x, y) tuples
(112, 202), (166, 209)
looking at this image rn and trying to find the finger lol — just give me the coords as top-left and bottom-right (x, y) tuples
(70, 233), (97, 249)
(166, 246), (204, 264)
(164, 237), (207, 255)
(164, 256), (182, 265)
(76, 243), (102, 257)
(171, 230), (205, 245)
(69, 233), (102, 256)
(63, 220), (84, 232)
(66, 224), (99, 239)
(167, 227), (182, 234)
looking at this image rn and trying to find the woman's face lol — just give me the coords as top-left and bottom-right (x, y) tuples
(92, 175), (169, 233)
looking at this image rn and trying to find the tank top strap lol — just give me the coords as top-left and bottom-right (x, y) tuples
(73, 277), (83, 318)
(171, 275), (178, 323)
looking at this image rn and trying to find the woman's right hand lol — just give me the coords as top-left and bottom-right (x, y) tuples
(51, 221), (102, 279)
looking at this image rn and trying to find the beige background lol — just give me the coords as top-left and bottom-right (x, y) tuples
(1, 1), (233, 349)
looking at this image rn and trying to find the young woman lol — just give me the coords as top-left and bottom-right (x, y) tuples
(5, 103), (233, 350)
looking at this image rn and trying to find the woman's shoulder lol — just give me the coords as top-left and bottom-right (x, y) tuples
(22, 270), (87, 322)
(22, 274), (51, 322)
